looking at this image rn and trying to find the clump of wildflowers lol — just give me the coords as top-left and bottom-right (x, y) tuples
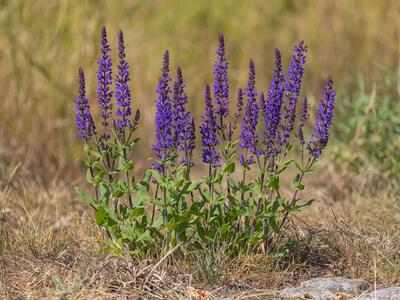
(74, 28), (336, 258)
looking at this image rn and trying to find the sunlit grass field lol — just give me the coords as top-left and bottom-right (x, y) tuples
(0, 0), (398, 178)
(0, 0), (400, 298)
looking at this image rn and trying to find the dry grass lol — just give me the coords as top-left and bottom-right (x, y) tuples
(0, 0), (399, 181)
(1, 162), (399, 299)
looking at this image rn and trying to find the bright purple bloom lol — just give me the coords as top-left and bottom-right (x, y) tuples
(115, 30), (132, 129)
(213, 34), (229, 120)
(307, 78), (335, 158)
(75, 68), (96, 140)
(259, 92), (266, 152)
(173, 67), (189, 147)
(297, 96), (309, 147)
(239, 154), (254, 166)
(263, 49), (284, 156)
(97, 26), (113, 139)
(173, 67), (195, 164)
(280, 41), (307, 147)
(240, 59), (259, 162)
(152, 51), (174, 171)
(200, 85), (220, 167)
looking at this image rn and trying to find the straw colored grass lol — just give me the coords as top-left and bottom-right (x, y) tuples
(1, 163), (399, 299)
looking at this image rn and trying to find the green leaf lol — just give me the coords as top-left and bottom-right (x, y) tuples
(249, 231), (263, 246)
(152, 215), (163, 229)
(227, 176), (238, 192)
(125, 161), (134, 170)
(131, 207), (145, 218)
(269, 216), (279, 233)
(220, 223), (230, 239)
(107, 209), (119, 225)
(277, 159), (295, 174)
(293, 181), (305, 190)
(150, 169), (164, 186)
(227, 194), (237, 204)
(196, 223), (206, 240)
(52, 275), (65, 291)
(114, 190), (124, 198)
(86, 169), (94, 184)
(292, 199), (314, 212)
(99, 182), (108, 194)
(75, 187), (97, 208)
(213, 173), (223, 184)
(96, 206), (108, 225)
(174, 179), (184, 188)
(137, 230), (153, 243)
(271, 198), (281, 212)
(135, 183), (150, 205)
(266, 174), (280, 190)
(223, 162), (235, 174)
(188, 182), (201, 192)
(294, 161), (304, 172)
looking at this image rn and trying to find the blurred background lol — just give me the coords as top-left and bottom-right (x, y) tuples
(0, 0), (399, 184)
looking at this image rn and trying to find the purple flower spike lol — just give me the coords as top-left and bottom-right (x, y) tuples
(297, 96), (309, 147)
(264, 48), (284, 156)
(115, 30), (132, 129)
(173, 67), (188, 148)
(213, 33), (229, 120)
(152, 50), (174, 171)
(173, 67), (195, 164)
(75, 68), (96, 140)
(240, 59), (259, 162)
(97, 26), (113, 139)
(280, 41), (307, 147)
(239, 154), (254, 166)
(200, 85), (220, 167)
(307, 78), (336, 158)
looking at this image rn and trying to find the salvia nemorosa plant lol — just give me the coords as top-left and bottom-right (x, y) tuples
(75, 27), (336, 257)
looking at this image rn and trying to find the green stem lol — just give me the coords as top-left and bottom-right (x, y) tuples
(122, 127), (133, 209)
(278, 156), (315, 232)
(150, 184), (159, 225)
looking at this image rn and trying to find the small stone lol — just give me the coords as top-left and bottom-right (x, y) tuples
(279, 287), (336, 300)
(301, 277), (369, 296)
(355, 286), (400, 299)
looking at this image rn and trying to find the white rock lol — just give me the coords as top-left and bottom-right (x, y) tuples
(280, 287), (336, 300)
(355, 287), (400, 299)
(301, 277), (369, 296)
